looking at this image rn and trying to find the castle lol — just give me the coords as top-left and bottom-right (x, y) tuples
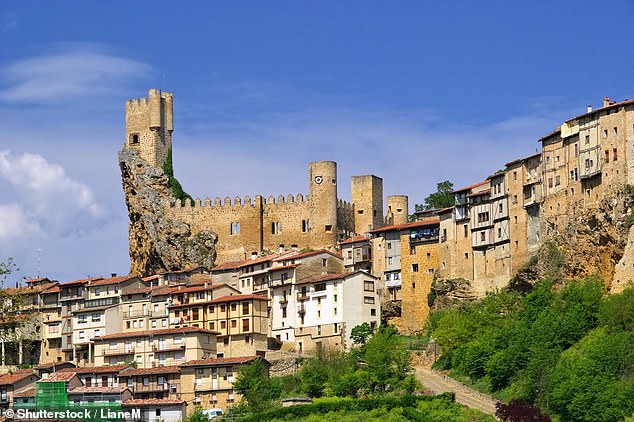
(124, 89), (408, 264)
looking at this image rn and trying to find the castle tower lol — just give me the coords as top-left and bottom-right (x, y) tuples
(386, 195), (409, 225)
(309, 161), (339, 247)
(125, 89), (174, 168)
(351, 175), (384, 234)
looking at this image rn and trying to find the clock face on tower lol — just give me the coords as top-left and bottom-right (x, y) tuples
(314, 176), (323, 184)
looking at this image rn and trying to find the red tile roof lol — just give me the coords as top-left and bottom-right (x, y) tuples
(369, 219), (440, 233)
(14, 387), (35, 397)
(0, 370), (36, 386)
(123, 398), (184, 406)
(40, 372), (79, 382)
(505, 152), (541, 167)
(25, 277), (49, 284)
(70, 386), (129, 394)
(34, 361), (75, 370)
(467, 189), (491, 197)
(453, 180), (488, 193)
(162, 284), (229, 295)
(295, 273), (344, 285)
(339, 236), (371, 245)
(60, 277), (102, 287)
(88, 275), (138, 286)
(93, 326), (217, 341)
(211, 294), (270, 303)
(269, 264), (298, 271)
(59, 364), (130, 374)
(181, 356), (261, 367)
(120, 366), (181, 376)
(273, 249), (341, 262)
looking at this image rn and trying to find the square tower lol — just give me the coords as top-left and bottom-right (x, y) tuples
(351, 175), (383, 234)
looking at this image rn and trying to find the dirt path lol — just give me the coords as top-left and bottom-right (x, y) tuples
(411, 352), (498, 415)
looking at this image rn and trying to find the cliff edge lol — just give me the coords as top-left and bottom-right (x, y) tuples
(118, 147), (217, 276)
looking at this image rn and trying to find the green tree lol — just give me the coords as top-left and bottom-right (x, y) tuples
(300, 357), (329, 398)
(162, 146), (193, 204)
(350, 322), (374, 346)
(232, 358), (272, 411)
(361, 326), (413, 393)
(415, 180), (454, 211)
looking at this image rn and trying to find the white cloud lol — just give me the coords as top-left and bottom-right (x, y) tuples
(0, 43), (152, 103)
(0, 150), (105, 237)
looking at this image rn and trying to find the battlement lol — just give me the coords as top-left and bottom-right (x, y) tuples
(169, 193), (309, 209)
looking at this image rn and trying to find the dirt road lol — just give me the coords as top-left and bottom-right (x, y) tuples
(414, 367), (499, 415)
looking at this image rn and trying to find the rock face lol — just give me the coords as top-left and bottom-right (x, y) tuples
(119, 147), (217, 276)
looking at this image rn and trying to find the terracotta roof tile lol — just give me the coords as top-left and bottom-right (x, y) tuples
(14, 387), (35, 397)
(59, 364), (130, 374)
(89, 275), (138, 286)
(120, 366), (181, 376)
(60, 277), (102, 287)
(273, 249), (340, 262)
(339, 236), (371, 245)
(0, 370), (36, 386)
(453, 180), (488, 193)
(181, 356), (261, 367)
(34, 361), (75, 370)
(94, 326), (217, 341)
(123, 398), (184, 406)
(369, 219), (440, 233)
(40, 372), (78, 382)
(211, 294), (270, 303)
(70, 386), (129, 394)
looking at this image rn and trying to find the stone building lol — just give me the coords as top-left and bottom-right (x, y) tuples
(121, 89), (399, 269)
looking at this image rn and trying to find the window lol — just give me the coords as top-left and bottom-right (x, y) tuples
(364, 296), (375, 304)
(387, 257), (393, 265)
(302, 219), (310, 232)
(271, 222), (281, 234)
(242, 302), (249, 315)
(322, 258), (327, 267)
(95, 287), (100, 297)
(603, 129), (608, 138)
(513, 171), (517, 180)
(605, 150), (610, 163)
(242, 319), (249, 331)
(410, 245), (416, 255)
(464, 225), (468, 238)
(220, 321), (227, 329)
(143, 377), (149, 386)
(79, 331), (85, 339)
(231, 320), (237, 328)
(477, 212), (489, 223)
(280, 273), (288, 282)
(614, 126), (618, 135)
(480, 231), (485, 241)
(428, 268), (434, 274)
(411, 264), (419, 272)
(220, 304), (226, 312)
(78, 314), (87, 324)
(370, 308), (376, 316)
(548, 178), (553, 188)
(585, 135), (590, 145)
(230, 222), (240, 235)
(333, 294), (337, 302)
(498, 203), (503, 213)
(614, 148), (618, 161)
(498, 227), (502, 238)
(174, 335), (182, 344)
(231, 303), (237, 312)
(574, 143), (579, 156)
(555, 175), (561, 186)
(325, 225), (332, 232)
(364, 281), (375, 292)
(282, 307), (287, 318)
(315, 283), (326, 292)
(130, 133), (139, 144)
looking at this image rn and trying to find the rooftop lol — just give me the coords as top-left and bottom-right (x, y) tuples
(0, 370), (36, 386)
(181, 356), (261, 367)
(369, 219), (440, 234)
(93, 326), (218, 341)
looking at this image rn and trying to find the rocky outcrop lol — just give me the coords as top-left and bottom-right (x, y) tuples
(119, 147), (217, 276)
(430, 278), (479, 310)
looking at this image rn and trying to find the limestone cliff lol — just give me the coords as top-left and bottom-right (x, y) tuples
(118, 147), (217, 276)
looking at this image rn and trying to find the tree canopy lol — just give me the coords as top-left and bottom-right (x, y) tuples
(415, 180), (454, 212)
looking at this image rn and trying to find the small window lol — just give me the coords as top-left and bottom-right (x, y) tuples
(130, 133), (139, 144)
(315, 283), (326, 292)
(322, 258), (327, 267)
(613, 148), (618, 161)
(480, 231), (486, 241)
(614, 127), (618, 135)
(370, 308), (376, 316)
(364, 281), (374, 292)
(411, 264), (419, 272)
(605, 150), (610, 163)
(271, 222), (281, 234)
(427, 268), (434, 274)
(585, 135), (590, 144)
(325, 225), (332, 232)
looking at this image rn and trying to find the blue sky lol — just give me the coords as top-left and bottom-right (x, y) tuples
(1, 1), (633, 283)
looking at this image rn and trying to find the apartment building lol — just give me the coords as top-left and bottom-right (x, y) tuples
(211, 254), (281, 294)
(119, 366), (181, 400)
(0, 370), (39, 415)
(92, 327), (217, 368)
(180, 356), (265, 412)
(339, 236), (372, 273)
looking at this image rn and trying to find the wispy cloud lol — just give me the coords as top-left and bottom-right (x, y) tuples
(0, 43), (152, 103)
(0, 12), (18, 31)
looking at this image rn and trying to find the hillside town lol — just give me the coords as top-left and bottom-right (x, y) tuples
(2, 90), (634, 421)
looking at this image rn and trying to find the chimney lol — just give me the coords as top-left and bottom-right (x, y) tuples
(587, 105), (592, 113)
(604, 96), (611, 108)
(279, 245), (285, 253)
(204, 281), (208, 289)
(111, 273), (117, 278)
(251, 252), (257, 260)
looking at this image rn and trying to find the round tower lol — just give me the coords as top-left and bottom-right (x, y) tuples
(386, 195), (409, 225)
(125, 89), (174, 168)
(308, 161), (338, 248)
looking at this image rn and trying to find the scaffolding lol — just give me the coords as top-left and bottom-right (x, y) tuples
(13, 381), (127, 421)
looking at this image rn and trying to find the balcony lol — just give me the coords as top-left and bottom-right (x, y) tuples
(103, 347), (135, 356)
(298, 305), (306, 315)
(296, 293), (309, 301)
(130, 383), (175, 393)
(83, 297), (119, 309)
(279, 298), (288, 305)
(152, 344), (186, 353)
(123, 310), (153, 319)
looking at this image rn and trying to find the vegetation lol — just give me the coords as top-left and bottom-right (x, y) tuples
(232, 358), (275, 412)
(429, 276), (634, 421)
(162, 146), (193, 204)
(415, 180), (455, 212)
